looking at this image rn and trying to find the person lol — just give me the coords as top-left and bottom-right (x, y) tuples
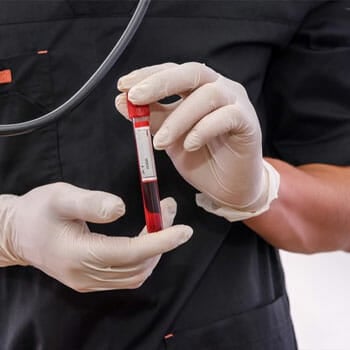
(0, 1), (349, 349)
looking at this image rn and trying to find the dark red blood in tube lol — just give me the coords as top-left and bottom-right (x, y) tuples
(141, 180), (162, 233)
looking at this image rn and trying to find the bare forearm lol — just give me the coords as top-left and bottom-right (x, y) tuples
(245, 158), (350, 253)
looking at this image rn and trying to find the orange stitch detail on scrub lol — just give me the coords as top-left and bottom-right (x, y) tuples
(0, 69), (12, 84)
(164, 333), (174, 339)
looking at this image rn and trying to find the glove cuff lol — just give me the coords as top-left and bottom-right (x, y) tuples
(195, 160), (280, 222)
(0, 194), (27, 267)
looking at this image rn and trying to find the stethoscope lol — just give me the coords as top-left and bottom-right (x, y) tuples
(0, 0), (150, 137)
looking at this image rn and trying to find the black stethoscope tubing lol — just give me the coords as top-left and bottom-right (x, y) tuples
(0, 0), (151, 137)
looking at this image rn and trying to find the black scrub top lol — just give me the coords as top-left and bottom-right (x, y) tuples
(0, 1), (349, 349)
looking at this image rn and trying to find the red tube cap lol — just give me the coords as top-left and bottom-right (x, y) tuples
(127, 99), (150, 119)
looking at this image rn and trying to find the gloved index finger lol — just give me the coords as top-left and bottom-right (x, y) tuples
(118, 62), (178, 91)
(127, 62), (218, 105)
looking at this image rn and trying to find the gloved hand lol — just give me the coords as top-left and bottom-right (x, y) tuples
(0, 182), (193, 292)
(115, 62), (279, 221)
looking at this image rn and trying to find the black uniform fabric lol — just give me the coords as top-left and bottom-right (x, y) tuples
(0, 1), (349, 349)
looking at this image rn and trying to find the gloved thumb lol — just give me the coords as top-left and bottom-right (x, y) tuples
(161, 197), (178, 228)
(52, 183), (125, 223)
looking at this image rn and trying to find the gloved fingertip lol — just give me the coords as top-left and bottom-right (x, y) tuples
(115, 93), (125, 105)
(184, 132), (201, 152)
(117, 77), (128, 91)
(128, 83), (149, 103)
(153, 127), (169, 149)
(176, 225), (194, 244)
(118, 70), (139, 91)
(153, 140), (166, 151)
(115, 95), (129, 119)
(160, 197), (177, 227)
(184, 141), (200, 152)
(161, 197), (177, 215)
(100, 197), (125, 220)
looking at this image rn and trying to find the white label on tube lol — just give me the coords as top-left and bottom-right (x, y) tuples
(134, 126), (157, 181)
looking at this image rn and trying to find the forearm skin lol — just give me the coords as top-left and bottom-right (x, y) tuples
(245, 158), (350, 253)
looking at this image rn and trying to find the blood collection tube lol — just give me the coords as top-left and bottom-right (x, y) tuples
(127, 98), (163, 233)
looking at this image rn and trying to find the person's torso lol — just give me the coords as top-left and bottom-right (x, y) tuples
(0, 1), (320, 349)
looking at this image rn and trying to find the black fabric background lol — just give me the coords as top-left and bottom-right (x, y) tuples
(0, 1), (348, 349)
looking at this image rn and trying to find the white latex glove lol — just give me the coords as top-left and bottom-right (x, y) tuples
(115, 62), (279, 221)
(0, 182), (193, 292)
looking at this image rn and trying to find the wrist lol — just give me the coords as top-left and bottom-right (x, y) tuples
(0, 194), (26, 267)
(196, 160), (280, 222)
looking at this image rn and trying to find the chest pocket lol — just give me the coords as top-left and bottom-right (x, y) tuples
(0, 51), (61, 195)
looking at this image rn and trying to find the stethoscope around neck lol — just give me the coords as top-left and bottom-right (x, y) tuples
(0, 0), (151, 137)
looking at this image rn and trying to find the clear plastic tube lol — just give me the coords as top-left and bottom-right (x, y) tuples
(127, 100), (163, 233)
